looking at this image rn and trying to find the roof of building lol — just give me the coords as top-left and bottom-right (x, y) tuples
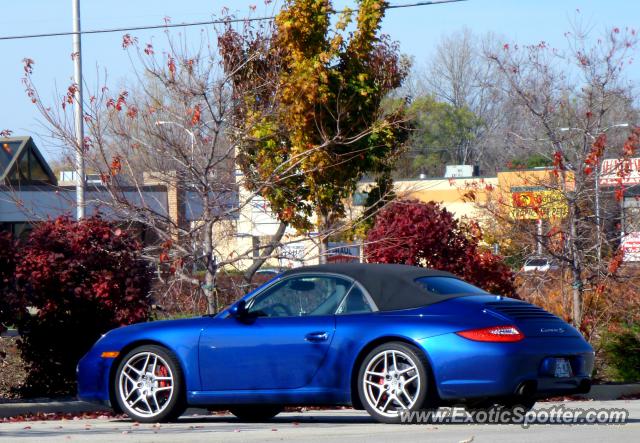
(282, 263), (468, 311)
(0, 136), (56, 185)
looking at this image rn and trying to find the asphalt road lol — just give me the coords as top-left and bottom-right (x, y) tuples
(0, 400), (638, 442)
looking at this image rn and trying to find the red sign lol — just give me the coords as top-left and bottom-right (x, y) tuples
(622, 232), (640, 262)
(600, 158), (640, 186)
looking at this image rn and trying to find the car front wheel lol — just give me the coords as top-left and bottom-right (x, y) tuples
(358, 342), (431, 424)
(115, 345), (186, 423)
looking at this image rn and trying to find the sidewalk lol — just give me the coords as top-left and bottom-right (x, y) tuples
(1, 384), (638, 418)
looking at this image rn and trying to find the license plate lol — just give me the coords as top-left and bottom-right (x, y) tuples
(554, 358), (573, 378)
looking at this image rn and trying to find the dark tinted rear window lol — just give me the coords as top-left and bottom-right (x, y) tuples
(415, 276), (487, 295)
(525, 259), (548, 266)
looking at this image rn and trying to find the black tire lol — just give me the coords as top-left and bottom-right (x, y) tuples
(114, 345), (186, 423)
(357, 342), (432, 424)
(229, 405), (283, 422)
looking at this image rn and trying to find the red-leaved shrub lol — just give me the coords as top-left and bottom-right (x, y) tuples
(366, 200), (516, 297)
(0, 232), (17, 334)
(11, 216), (151, 396)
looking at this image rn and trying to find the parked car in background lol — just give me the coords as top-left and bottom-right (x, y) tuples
(521, 256), (559, 273)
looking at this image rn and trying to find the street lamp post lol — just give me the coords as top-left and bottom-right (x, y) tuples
(154, 121), (196, 157)
(72, 0), (85, 219)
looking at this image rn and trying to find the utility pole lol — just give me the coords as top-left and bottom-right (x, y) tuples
(72, 0), (85, 219)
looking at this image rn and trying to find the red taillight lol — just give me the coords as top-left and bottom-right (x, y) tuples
(456, 325), (524, 342)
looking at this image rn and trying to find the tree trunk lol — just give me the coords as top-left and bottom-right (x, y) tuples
(243, 221), (287, 283)
(571, 272), (582, 328)
(568, 202), (583, 328)
(202, 220), (218, 315)
(318, 237), (328, 264)
(318, 211), (329, 264)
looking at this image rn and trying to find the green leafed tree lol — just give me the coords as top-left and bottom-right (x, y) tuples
(219, 0), (410, 256)
(403, 95), (483, 177)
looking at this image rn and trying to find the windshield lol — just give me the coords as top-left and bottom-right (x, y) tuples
(525, 259), (548, 266)
(415, 276), (488, 295)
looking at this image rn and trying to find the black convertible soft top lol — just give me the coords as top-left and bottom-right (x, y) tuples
(282, 263), (466, 312)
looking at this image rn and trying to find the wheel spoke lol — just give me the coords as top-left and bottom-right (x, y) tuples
(365, 380), (384, 390)
(155, 386), (172, 393)
(122, 371), (138, 384)
(141, 395), (153, 413)
(404, 374), (418, 384)
(143, 353), (151, 373)
(151, 392), (161, 411)
(401, 388), (413, 405)
(381, 395), (393, 412)
(129, 394), (144, 407)
(125, 388), (139, 402)
(152, 355), (158, 376)
(374, 390), (385, 407)
(155, 376), (172, 381)
(125, 363), (143, 376)
(395, 394), (407, 409)
(392, 351), (398, 372)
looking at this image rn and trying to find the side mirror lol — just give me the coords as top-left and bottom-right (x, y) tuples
(229, 300), (248, 319)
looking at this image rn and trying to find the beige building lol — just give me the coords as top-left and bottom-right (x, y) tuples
(369, 176), (498, 221)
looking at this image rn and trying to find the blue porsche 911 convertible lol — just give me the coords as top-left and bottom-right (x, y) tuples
(77, 263), (593, 423)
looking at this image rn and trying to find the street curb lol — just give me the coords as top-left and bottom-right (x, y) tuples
(575, 383), (640, 401)
(0, 400), (110, 418)
(0, 398), (211, 418)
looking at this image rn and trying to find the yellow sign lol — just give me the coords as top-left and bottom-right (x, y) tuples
(509, 188), (568, 220)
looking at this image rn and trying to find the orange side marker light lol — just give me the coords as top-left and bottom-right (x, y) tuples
(100, 351), (120, 358)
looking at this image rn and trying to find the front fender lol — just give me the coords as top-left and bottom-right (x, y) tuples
(77, 318), (206, 405)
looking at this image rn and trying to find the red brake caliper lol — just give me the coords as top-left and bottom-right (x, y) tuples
(157, 365), (169, 388)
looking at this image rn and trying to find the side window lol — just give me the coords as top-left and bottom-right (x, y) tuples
(336, 285), (374, 315)
(247, 275), (352, 317)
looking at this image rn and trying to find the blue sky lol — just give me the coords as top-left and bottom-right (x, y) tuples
(1, 0), (639, 159)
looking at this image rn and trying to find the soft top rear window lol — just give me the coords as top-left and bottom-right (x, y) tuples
(415, 276), (487, 295)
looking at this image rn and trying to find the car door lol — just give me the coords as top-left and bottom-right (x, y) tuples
(198, 274), (353, 391)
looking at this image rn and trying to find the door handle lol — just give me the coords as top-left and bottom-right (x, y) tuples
(305, 332), (329, 342)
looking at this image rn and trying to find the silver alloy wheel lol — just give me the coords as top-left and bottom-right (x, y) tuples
(118, 351), (175, 418)
(362, 349), (421, 417)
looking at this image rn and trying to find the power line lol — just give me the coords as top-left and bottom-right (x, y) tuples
(0, 0), (467, 41)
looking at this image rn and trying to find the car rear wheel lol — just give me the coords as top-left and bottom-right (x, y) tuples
(229, 405), (283, 422)
(358, 342), (431, 424)
(115, 345), (186, 423)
